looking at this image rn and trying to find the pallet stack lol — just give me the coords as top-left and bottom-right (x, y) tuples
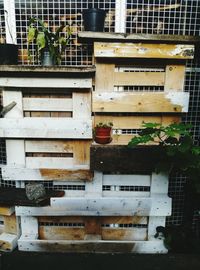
(0, 34), (196, 253)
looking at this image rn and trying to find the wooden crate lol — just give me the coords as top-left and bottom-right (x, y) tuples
(92, 41), (193, 145)
(0, 206), (19, 252)
(16, 171), (171, 253)
(0, 68), (93, 183)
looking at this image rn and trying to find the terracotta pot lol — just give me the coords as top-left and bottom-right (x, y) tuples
(94, 127), (112, 144)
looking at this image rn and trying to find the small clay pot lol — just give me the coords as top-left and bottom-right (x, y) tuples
(94, 127), (112, 144)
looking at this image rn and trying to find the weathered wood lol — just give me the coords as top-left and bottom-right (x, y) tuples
(73, 92), (91, 119)
(0, 232), (18, 252)
(0, 207), (15, 216)
(95, 63), (115, 92)
(1, 167), (93, 181)
(0, 118), (92, 139)
(3, 214), (17, 234)
(93, 92), (189, 113)
(78, 32), (200, 44)
(25, 140), (74, 153)
(0, 188), (64, 207)
(165, 65), (186, 92)
(50, 197), (171, 216)
(94, 43), (194, 59)
(102, 227), (147, 241)
(17, 239), (168, 253)
(0, 78), (92, 89)
(23, 98), (73, 112)
(90, 145), (163, 173)
(20, 216), (38, 240)
(39, 226), (85, 240)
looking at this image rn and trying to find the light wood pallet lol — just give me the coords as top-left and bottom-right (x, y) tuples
(93, 41), (194, 145)
(16, 171), (171, 253)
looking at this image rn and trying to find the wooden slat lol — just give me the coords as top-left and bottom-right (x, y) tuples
(25, 140), (74, 153)
(102, 228), (147, 241)
(0, 232), (18, 251)
(39, 226), (85, 240)
(73, 92), (91, 119)
(0, 118), (92, 139)
(94, 42), (194, 59)
(103, 174), (150, 186)
(15, 196), (171, 216)
(73, 141), (91, 166)
(0, 77), (92, 88)
(26, 157), (74, 169)
(1, 167), (92, 181)
(94, 115), (180, 129)
(93, 92), (189, 113)
(38, 216), (85, 223)
(6, 140), (25, 167)
(0, 207), (15, 216)
(165, 65), (186, 92)
(95, 63), (115, 92)
(3, 91), (23, 118)
(102, 191), (150, 198)
(3, 214), (17, 234)
(23, 98), (73, 112)
(101, 216), (147, 224)
(148, 216), (166, 240)
(114, 72), (165, 86)
(90, 145), (163, 173)
(17, 239), (168, 253)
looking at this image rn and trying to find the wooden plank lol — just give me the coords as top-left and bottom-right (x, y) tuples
(94, 115), (180, 129)
(26, 157), (74, 169)
(165, 65), (186, 92)
(93, 92), (189, 113)
(73, 92), (91, 119)
(73, 140), (91, 166)
(3, 214), (17, 234)
(148, 216), (166, 240)
(90, 145), (163, 173)
(101, 216), (147, 224)
(85, 217), (102, 235)
(39, 226), (85, 240)
(94, 43), (194, 59)
(16, 196), (171, 216)
(0, 232), (18, 251)
(17, 239), (168, 253)
(38, 216), (85, 223)
(102, 228), (147, 241)
(3, 91), (23, 118)
(95, 63), (115, 92)
(0, 118), (92, 139)
(20, 217), (38, 240)
(50, 197), (171, 216)
(0, 207), (15, 216)
(102, 191), (150, 197)
(2, 167), (92, 181)
(23, 98), (73, 112)
(103, 174), (150, 186)
(85, 171), (103, 197)
(6, 140), (25, 167)
(151, 173), (169, 194)
(25, 140), (74, 153)
(0, 78), (92, 88)
(78, 32), (200, 44)
(114, 72), (165, 86)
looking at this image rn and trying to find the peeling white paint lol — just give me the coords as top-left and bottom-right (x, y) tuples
(165, 92), (189, 112)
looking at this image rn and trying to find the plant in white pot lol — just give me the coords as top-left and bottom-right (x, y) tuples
(27, 17), (71, 66)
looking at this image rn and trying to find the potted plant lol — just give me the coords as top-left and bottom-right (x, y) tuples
(94, 122), (113, 144)
(27, 17), (71, 65)
(82, 8), (106, 32)
(128, 122), (200, 252)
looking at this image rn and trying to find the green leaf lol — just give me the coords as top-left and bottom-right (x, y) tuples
(28, 26), (36, 43)
(36, 32), (46, 51)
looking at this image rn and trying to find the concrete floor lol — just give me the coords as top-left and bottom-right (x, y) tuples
(1, 251), (200, 270)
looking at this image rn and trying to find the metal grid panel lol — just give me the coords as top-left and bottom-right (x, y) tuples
(0, 0), (6, 43)
(15, 0), (115, 66)
(126, 0), (200, 36)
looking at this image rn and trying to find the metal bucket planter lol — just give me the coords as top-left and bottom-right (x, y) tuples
(82, 8), (106, 32)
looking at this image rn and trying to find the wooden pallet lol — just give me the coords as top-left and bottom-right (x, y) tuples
(16, 171), (170, 253)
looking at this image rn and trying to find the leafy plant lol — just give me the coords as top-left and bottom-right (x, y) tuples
(27, 17), (71, 64)
(128, 122), (200, 191)
(95, 122), (113, 128)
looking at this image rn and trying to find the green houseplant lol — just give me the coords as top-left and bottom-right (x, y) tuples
(94, 122), (113, 144)
(27, 17), (71, 65)
(128, 122), (200, 252)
